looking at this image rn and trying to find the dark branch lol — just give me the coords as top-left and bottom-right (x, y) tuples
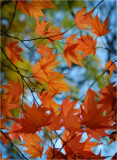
(0, 130), (28, 160)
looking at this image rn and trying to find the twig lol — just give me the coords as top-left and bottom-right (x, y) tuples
(52, 132), (79, 159)
(0, 130), (29, 160)
(1, 62), (17, 73)
(89, 59), (117, 88)
(4, 0), (18, 33)
(100, 37), (117, 56)
(83, 0), (104, 16)
(1, 47), (40, 106)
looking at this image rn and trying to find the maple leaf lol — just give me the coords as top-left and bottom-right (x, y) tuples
(37, 43), (52, 57)
(77, 34), (97, 55)
(45, 25), (63, 43)
(1, 80), (23, 104)
(61, 95), (81, 132)
(12, 103), (52, 133)
(91, 15), (110, 37)
(38, 90), (60, 115)
(5, 40), (23, 64)
(35, 20), (48, 36)
(98, 83), (116, 114)
(0, 131), (12, 146)
(0, 119), (9, 145)
(9, 122), (21, 141)
(15, 0), (56, 20)
(105, 60), (117, 75)
(45, 146), (67, 160)
(46, 72), (69, 94)
(35, 20), (63, 43)
(62, 131), (99, 159)
(47, 110), (62, 130)
(75, 7), (92, 30)
(33, 54), (69, 94)
(63, 34), (85, 68)
(1, 118), (8, 130)
(22, 133), (43, 158)
(80, 89), (113, 140)
(81, 89), (98, 116)
(1, 96), (19, 117)
(33, 53), (59, 84)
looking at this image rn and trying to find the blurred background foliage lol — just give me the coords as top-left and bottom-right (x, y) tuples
(0, 0), (116, 159)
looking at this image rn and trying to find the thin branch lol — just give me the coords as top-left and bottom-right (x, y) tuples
(1, 23), (76, 42)
(100, 36), (117, 56)
(1, 62), (17, 73)
(52, 132), (79, 159)
(4, 0), (18, 33)
(54, 131), (81, 159)
(0, 130), (29, 160)
(1, 47), (40, 106)
(83, 0), (104, 16)
(89, 60), (117, 88)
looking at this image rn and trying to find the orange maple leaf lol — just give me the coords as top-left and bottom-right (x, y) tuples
(35, 20), (63, 43)
(61, 95), (81, 132)
(5, 40), (23, 64)
(12, 103), (52, 133)
(45, 25), (63, 43)
(1, 96), (19, 117)
(15, 0), (56, 20)
(77, 34), (97, 55)
(47, 72), (69, 94)
(46, 146), (67, 160)
(33, 54), (69, 94)
(105, 60), (117, 75)
(75, 7), (92, 30)
(63, 34), (85, 68)
(0, 133), (9, 146)
(1, 80), (23, 104)
(1, 118), (8, 130)
(0, 119), (9, 146)
(91, 15), (110, 37)
(80, 89), (113, 140)
(47, 110), (62, 131)
(35, 20), (48, 36)
(22, 133), (43, 158)
(37, 43), (52, 57)
(33, 53), (59, 84)
(82, 89), (98, 116)
(9, 122), (21, 141)
(38, 90), (60, 115)
(63, 130), (100, 159)
(98, 83), (116, 115)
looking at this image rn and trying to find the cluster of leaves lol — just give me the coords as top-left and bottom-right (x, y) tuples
(0, 0), (117, 159)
